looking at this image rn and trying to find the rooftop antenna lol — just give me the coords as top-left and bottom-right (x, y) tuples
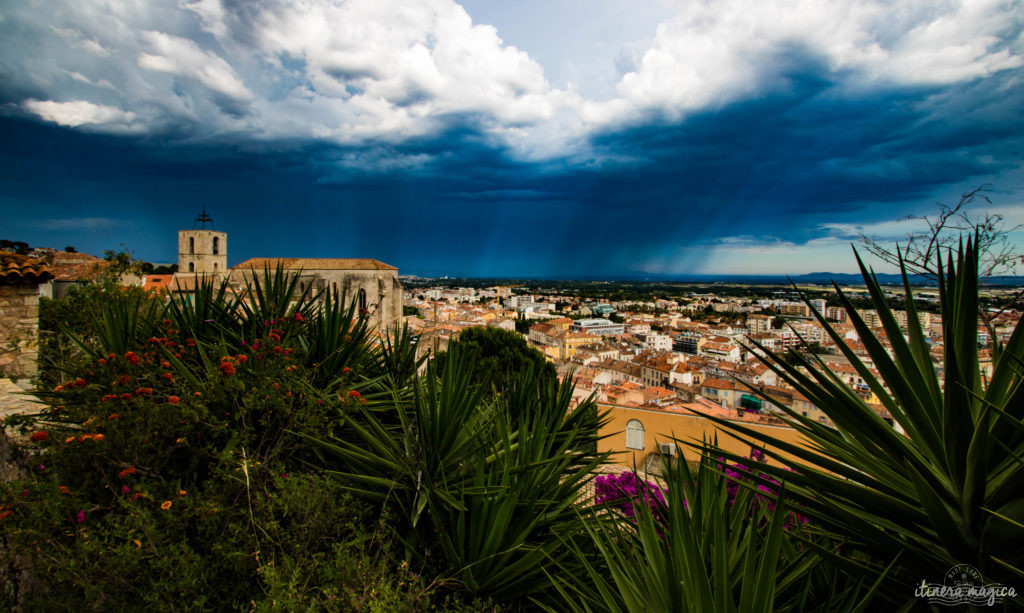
(194, 205), (214, 229)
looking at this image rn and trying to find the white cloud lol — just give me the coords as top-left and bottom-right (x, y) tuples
(2, 0), (1021, 156)
(604, 0), (1023, 121)
(30, 217), (122, 231)
(21, 99), (137, 128)
(138, 30), (253, 104)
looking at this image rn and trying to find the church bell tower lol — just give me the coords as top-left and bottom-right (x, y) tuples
(178, 206), (227, 275)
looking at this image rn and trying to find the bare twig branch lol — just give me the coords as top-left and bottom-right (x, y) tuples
(858, 185), (1022, 281)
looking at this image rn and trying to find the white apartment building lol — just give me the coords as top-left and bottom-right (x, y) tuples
(570, 318), (626, 336)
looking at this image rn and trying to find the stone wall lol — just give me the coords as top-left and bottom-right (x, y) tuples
(231, 267), (403, 333)
(0, 285), (41, 380)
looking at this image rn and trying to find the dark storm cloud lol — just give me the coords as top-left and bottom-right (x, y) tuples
(1, 0), (1022, 277)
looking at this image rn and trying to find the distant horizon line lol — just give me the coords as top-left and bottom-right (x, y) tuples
(395, 271), (1024, 287)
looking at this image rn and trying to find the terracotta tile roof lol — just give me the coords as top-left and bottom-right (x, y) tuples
(232, 258), (397, 271)
(50, 259), (112, 281)
(702, 378), (736, 390)
(0, 252), (54, 284)
(143, 275), (175, 293)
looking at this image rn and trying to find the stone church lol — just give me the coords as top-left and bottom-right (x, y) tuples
(230, 258), (403, 333)
(174, 218), (403, 333)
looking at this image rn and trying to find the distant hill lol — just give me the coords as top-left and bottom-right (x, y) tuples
(792, 272), (1024, 287)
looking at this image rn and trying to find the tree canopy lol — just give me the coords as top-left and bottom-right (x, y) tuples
(435, 326), (556, 394)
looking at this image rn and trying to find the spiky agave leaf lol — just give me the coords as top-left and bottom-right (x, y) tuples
(702, 238), (1024, 589)
(544, 445), (881, 613)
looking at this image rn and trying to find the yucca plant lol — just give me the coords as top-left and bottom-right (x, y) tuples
(164, 274), (241, 344)
(299, 285), (377, 389)
(546, 446), (885, 613)
(299, 346), (611, 602)
(84, 288), (164, 356)
(703, 238), (1024, 595)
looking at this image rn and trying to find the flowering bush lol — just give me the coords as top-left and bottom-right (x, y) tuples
(719, 448), (809, 530)
(594, 448), (808, 533)
(0, 271), (438, 610)
(594, 471), (666, 522)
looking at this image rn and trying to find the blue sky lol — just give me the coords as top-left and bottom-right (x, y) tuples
(1, 0), (1022, 277)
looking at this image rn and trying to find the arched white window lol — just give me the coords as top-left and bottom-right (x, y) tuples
(626, 419), (644, 450)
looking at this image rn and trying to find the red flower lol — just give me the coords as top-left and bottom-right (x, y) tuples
(74, 378), (87, 388)
(193, 391), (202, 397)
(272, 382), (280, 389)
(58, 486), (70, 494)
(102, 394), (118, 402)
(118, 467), (137, 479)
(341, 367), (352, 374)
(220, 362), (236, 376)
(185, 338), (197, 347)
(268, 333), (281, 343)
(348, 390), (361, 399)
(120, 393), (132, 401)
(161, 372), (174, 381)
(130, 493), (143, 501)
(108, 413), (120, 421)
(160, 361), (171, 368)
(107, 353), (117, 360)
(167, 396), (180, 405)
(98, 358), (107, 366)
(237, 355), (248, 363)
(0, 510), (11, 521)
(135, 387), (154, 396)
(125, 352), (141, 365)
(30, 431), (49, 443)
(294, 313), (304, 321)
(118, 374), (132, 385)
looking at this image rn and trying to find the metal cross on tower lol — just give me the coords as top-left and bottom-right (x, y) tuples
(194, 205), (214, 229)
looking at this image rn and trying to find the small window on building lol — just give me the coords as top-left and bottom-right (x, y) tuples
(189, 262), (195, 272)
(189, 237), (195, 254)
(213, 263), (217, 271)
(358, 288), (367, 312)
(626, 419), (644, 450)
(213, 236), (219, 255)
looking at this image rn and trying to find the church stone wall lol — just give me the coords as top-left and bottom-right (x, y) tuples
(231, 267), (402, 333)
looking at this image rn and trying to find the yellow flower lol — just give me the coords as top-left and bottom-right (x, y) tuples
(178, 489), (187, 496)
(160, 500), (172, 510)
(133, 539), (142, 548)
